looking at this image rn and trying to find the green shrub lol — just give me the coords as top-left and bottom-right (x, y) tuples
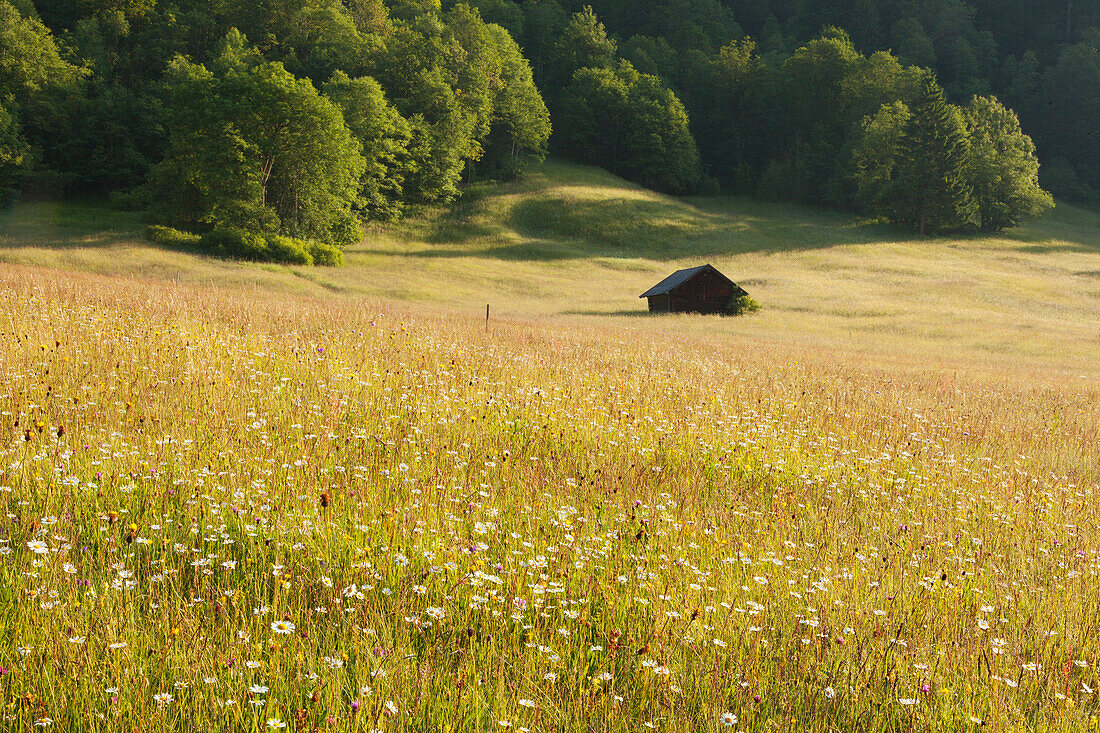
(264, 234), (314, 265)
(200, 228), (269, 260)
(308, 241), (344, 267)
(145, 225), (200, 248)
(727, 293), (761, 316)
(195, 228), (336, 266)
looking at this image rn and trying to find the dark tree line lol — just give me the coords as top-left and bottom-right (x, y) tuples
(509, 0), (1054, 231)
(510, 0), (1060, 231)
(0, 0), (1085, 247)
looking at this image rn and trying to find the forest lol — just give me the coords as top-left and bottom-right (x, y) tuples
(0, 0), (1089, 260)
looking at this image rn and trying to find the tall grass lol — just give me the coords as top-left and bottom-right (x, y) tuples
(1, 265), (1098, 731)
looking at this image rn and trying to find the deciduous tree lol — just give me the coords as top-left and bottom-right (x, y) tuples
(153, 32), (366, 244)
(481, 24), (551, 179)
(557, 61), (699, 194)
(323, 70), (413, 220)
(963, 95), (1052, 231)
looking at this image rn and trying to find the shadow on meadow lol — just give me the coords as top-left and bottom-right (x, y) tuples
(996, 202), (1100, 253)
(6, 162), (1096, 266)
(0, 200), (144, 251)
(561, 308), (653, 317)
(409, 160), (1100, 262)
(412, 188), (925, 262)
(1009, 236), (1100, 254)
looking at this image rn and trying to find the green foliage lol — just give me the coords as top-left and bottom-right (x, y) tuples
(849, 101), (911, 218)
(440, 4), (499, 148)
(726, 292), (761, 315)
(520, 0), (566, 84)
(179, 222), (343, 266)
(620, 35), (677, 80)
(692, 38), (771, 191)
(3, 0), (551, 227)
(308, 240), (345, 266)
(891, 17), (936, 68)
(1031, 40), (1100, 192)
(782, 28), (862, 137)
(0, 1), (83, 105)
(891, 72), (975, 234)
(558, 61), (699, 194)
(621, 72), (700, 194)
(0, 0), (1076, 238)
(198, 227), (271, 260)
(327, 210), (363, 247)
(80, 0), (155, 20)
(197, 227), (329, 265)
(144, 224), (200, 248)
(550, 6), (616, 92)
(850, 88), (1053, 233)
(0, 0), (84, 195)
(52, 82), (164, 193)
(323, 71), (412, 220)
(152, 34), (366, 244)
(284, 3), (379, 82)
(264, 233), (316, 264)
(769, 31), (924, 206)
(0, 100), (27, 205)
(684, 27), (926, 206)
(963, 95), (1053, 231)
(556, 65), (627, 174)
(533, 0), (1064, 233)
(481, 24), (551, 179)
(461, 0), (524, 40)
(369, 5), (512, 204)
(344, 0), (391, 34)
(575, 0), (740, 54)
(1039, 158), (1091, 202)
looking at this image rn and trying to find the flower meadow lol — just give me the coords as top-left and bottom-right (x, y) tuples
(1, 268), (1100, 732)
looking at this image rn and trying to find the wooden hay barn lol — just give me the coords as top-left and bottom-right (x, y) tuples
(639, 264), (747, 314)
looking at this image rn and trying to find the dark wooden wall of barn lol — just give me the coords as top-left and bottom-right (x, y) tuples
(647, 294), (671, 312)
(668, 270), (735, 314)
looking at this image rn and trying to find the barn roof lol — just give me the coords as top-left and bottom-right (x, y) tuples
(639, 264), (736, 298)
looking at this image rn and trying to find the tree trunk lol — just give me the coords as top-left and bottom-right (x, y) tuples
(260, 156), (276, 208)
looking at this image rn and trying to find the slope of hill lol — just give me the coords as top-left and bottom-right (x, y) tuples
(3, 160), (1100, 376)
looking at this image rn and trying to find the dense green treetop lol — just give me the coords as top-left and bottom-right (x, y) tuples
(323, 70), (413, 220)
(893, 71), (975, 234)
(482, 23), (551, 178)
(152, 32), (367, 243)
(0, 1), (82, 105)
(964, 95), (1053, 231)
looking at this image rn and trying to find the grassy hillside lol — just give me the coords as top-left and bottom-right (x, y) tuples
(3, 160), (1100, 375)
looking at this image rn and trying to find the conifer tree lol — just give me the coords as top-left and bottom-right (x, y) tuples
(893, 71), (974, 234)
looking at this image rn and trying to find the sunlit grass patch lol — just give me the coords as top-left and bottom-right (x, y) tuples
(0, 267), (1098, 730)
